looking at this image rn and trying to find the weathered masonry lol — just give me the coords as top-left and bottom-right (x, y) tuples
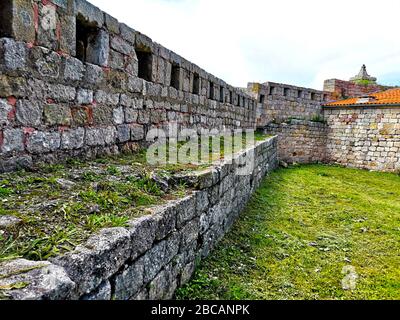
(0, 138), (278, 300)
(0, 0), (256, 172)
(324, 103), (400, 172)
(248, 81), (329, 127)
(255, 83), (400, 171)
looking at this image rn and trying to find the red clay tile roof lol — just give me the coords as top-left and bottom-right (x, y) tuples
(325, 88), (400, 107)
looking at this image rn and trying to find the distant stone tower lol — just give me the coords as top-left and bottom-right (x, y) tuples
(350, 65), (377, 83)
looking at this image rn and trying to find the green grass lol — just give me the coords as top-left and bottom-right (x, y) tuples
(176, 164), (400, 300)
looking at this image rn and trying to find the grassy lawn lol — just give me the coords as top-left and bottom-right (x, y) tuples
(176, 164), (400, 300)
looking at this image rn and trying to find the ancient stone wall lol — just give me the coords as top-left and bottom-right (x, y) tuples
(247, 82), (330, 128)
(0, 0), (257, 172)
(263, 120), (328, 164)
(0, 137), (278, 300)
(324, 106), (400, 171)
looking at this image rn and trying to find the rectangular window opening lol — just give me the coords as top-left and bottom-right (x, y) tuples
(220, 87), (224, 103)
(229, 90), (233, 104)
(171, 64), (181, 90)
(136, 48), (153, 82)
(76, 15), (100, 63)
(0, 0), (13, 38)
(192, 73), (200, 95)
(284, 88), (290, 96)
(311, 92), (316, 100)
(209, 82), (214, 100)
(269, 86), (275, 95)
(259, 94), (265, 104)
(297, 90), (302, 98)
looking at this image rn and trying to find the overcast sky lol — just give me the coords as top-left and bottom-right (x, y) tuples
(90, 0), (400, 90)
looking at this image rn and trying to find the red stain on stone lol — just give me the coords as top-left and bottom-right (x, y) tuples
(86, 106), (94, 125)
(33, 3), (39, 34)
(58, 126), (69, 132)
(102, 67), (111, 73)
(7, 96), (17, 106)
(27, 42), (34, 48)
(23, 128), (35, 135)
(7, 108), (16, 121)
(46, 98), (55, 104)
(56, 22), (61, 42)
(42, 0), (56, 8)
(23, 128), (35, 145)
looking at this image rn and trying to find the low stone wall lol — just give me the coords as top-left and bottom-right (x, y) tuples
(264, 120), (327, 164)
(324, 106), (400, 171)
(0, 0), (256, 172)
(0, 137), (278, 300)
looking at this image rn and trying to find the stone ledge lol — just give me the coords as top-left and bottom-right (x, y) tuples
(0, 137), (277, 300)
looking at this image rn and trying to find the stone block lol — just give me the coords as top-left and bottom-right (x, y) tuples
(180, 218), (200, 249)
(51, 227), (132, 296)
(113, 106), (125, 124)
(119, 23), (135, 44)
(86, 29), (109, 67)
(59, 14), (76, 56)
(63, 56), (85, 82)
(75, 0), (104, 27)
(81, 280), (111, 300)
(61, 127), (85, 150)
(0, 215), (22, 229)
(127, 76), (143, 93)
(125, 108), (138, 123)
(36, 3), (58, 51)
(104, 13), (119, 34)
(0, 0), (35, 43)
(0, 38), (27, 72)
(94, 90), (120, 106)
(113, 258), (144, 300)
(130, 124), (145, 141)
(116, 124), (130, 143)
(85, 127), (105, 146)
(142, 241), (166, 283)
(16, 100), (42, 127)
(1, 128), (24, 153)
(0, 259), (75, 300)
(44, 104), (72, 126)
(148, 268), (171, 300)
(127, 215), (157, 260)
(84, 63), (105, 86)
(0, 99), (13, 126)
(111, 35), (133, 55)
(92, 105), (113, 125)
(175, 194), (197, 228)
(76, 88), (93, 105)
(30, 46), (61, 79)
(26, 131), (61, 154)
(109, 49), (124, 70)
(149, 204), (177, 241)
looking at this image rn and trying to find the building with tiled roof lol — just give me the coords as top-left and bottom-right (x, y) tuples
(324, 88), (400, 107)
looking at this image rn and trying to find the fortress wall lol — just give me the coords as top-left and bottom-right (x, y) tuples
(263, 120), (328, 164)
(324, 105), (400, 171)
(247, 82), (330, 128)
(0, 0), (257, 172)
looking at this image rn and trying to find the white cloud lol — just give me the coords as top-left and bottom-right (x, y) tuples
(90, 0), (400, 89)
